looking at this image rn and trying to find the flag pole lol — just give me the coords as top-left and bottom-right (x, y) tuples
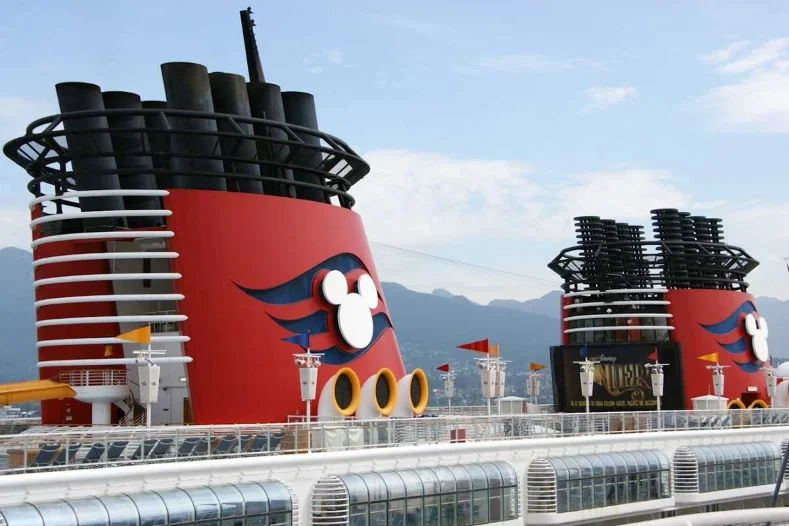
(306, 329), (311, 454)
(146, 323), (152, 429)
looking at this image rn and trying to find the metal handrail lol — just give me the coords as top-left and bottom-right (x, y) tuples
(57, 368), (127, 387)
(1, 408), (789, 474)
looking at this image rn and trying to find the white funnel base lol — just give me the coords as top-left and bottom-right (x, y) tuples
(92, 402), (112, 426)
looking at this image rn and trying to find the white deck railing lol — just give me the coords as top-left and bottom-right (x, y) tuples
(1, 408), (789, 474)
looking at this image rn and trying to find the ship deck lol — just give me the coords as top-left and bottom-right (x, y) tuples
(2, 408), (789, 475)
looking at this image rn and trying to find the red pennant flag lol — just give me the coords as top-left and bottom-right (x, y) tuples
(647, 348), (658, 362)
(458, 339), (489, 354)
(436, 363), (450, 372)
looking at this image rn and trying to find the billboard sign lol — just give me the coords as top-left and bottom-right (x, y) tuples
(550, 343), (685, 412)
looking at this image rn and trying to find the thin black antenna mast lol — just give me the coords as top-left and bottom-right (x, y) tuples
(240, 7), (265, 83)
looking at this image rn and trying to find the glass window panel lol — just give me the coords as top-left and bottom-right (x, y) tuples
(360, 474), (388, 502)
(245, 514), (269, 526)
(234, 484), (269, 516)
(430, 466), (456, 494)
(369, 502), (387, 526)
(349, 503), (368, 526)
(592, 477), (605, 508)
(155, 489), (195, 525)
(588, 456), (604, 477)
(416, 469), (440, 495)
(0, 505), (45, 526)
(269, 512), (290, 526)
(569, 479), (582, 512)
(456, 492), (472, 526)
(389, 499), (405, 526)
(464, 464), (488, 491)
(610, 453), (628, 476)
(212, 485), (245, 518)
(564, 457), (582, 480)
(556, 482), (569, 513)
(479, 463), (503, 488)
(98, 495), (140, 526)
(406, 498), (423, 526)
(378, 471), (406, 500)
(575, 456), (594, 479)
(342, 475), (370, 504)
(31, 502), (77, 526)
(630, 451), (649, 471)
(580, 478), (593, 509)
(423, 495), (439, 526)
(492, 462), (518, 487)
(184, 487), (221, 521)
(398, 470), (426, 497)
(548, 458), (569, 482)
(260, 482), (292, 513)
(68, 498), (109, 526)
(502, 487), (518, 520)
(127, 492), (168, 526)
(618, 453), (639, 474)
(472, 490), (488, 525)
(440, 494), (456, 525)
(447, 466), (472, 492)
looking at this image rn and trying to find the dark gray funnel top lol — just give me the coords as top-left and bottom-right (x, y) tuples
(209, 72), (264, 194)
(55, 82), (125, 228)
(161, 62), (227, 191)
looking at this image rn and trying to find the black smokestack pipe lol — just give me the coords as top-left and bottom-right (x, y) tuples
(102, 91), (161, 226)
(55, 82), (125, 230)
(141, 100), (170, 190)
(574, 216), (603, 291)
(247, 82), (296, 197)
(209, 72), (264, 194)
(160, 62), (227, 191)
(55, 82), (126, 229)
(281, 91), (329, 203)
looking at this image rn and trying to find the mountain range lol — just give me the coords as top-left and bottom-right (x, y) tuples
(0, 247), (786, 394)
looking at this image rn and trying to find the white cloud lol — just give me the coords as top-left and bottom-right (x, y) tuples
(583, 85), (637, 110)
(0, 206), (30, 250)
(717, 37), (789, 74)
(461, 54), (606, 75)
(698, 37), (789, 131)
(700, 40), (749, 64)
(354, 150), (789, 302)
(304, 49), (347, 74)
(353, 150), (687, 248)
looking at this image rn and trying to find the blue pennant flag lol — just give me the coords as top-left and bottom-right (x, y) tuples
(580, 344), (589, 358)
(282, 332), (310, 351)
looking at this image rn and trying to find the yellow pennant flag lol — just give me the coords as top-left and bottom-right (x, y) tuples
(529, 362), (546, 371)
(117, 325), (151, 345)
(697, 352), (719, 363)
(489, 344), (500, 357)
(104, 345), (114, 357)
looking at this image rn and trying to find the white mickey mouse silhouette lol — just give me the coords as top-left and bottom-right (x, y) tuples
(321, 270), (379, 349)
(744, 313), (769, 362)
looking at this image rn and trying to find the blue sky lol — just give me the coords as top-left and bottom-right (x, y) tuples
(0, 1), (787, 302)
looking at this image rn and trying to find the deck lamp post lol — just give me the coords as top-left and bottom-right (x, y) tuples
(761, 365), (777, 407)
(706, 363), (729, 398)
(526, 371), (542, 405)
(476, 357), (498, 416)
(644, 362), (668, 413)
(442, 371), (456, 412)
(573, 358), (599, 415)
(293, 351), (322, 453)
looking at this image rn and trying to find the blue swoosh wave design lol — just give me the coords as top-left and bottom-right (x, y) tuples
(235, 253), (368, 305)
(720, 337), (748, 355)
(700, 301), (756, 335)
(272, 311), (328, 335)
(314, 313), (393, 365)
(734, 361), (761, 373)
